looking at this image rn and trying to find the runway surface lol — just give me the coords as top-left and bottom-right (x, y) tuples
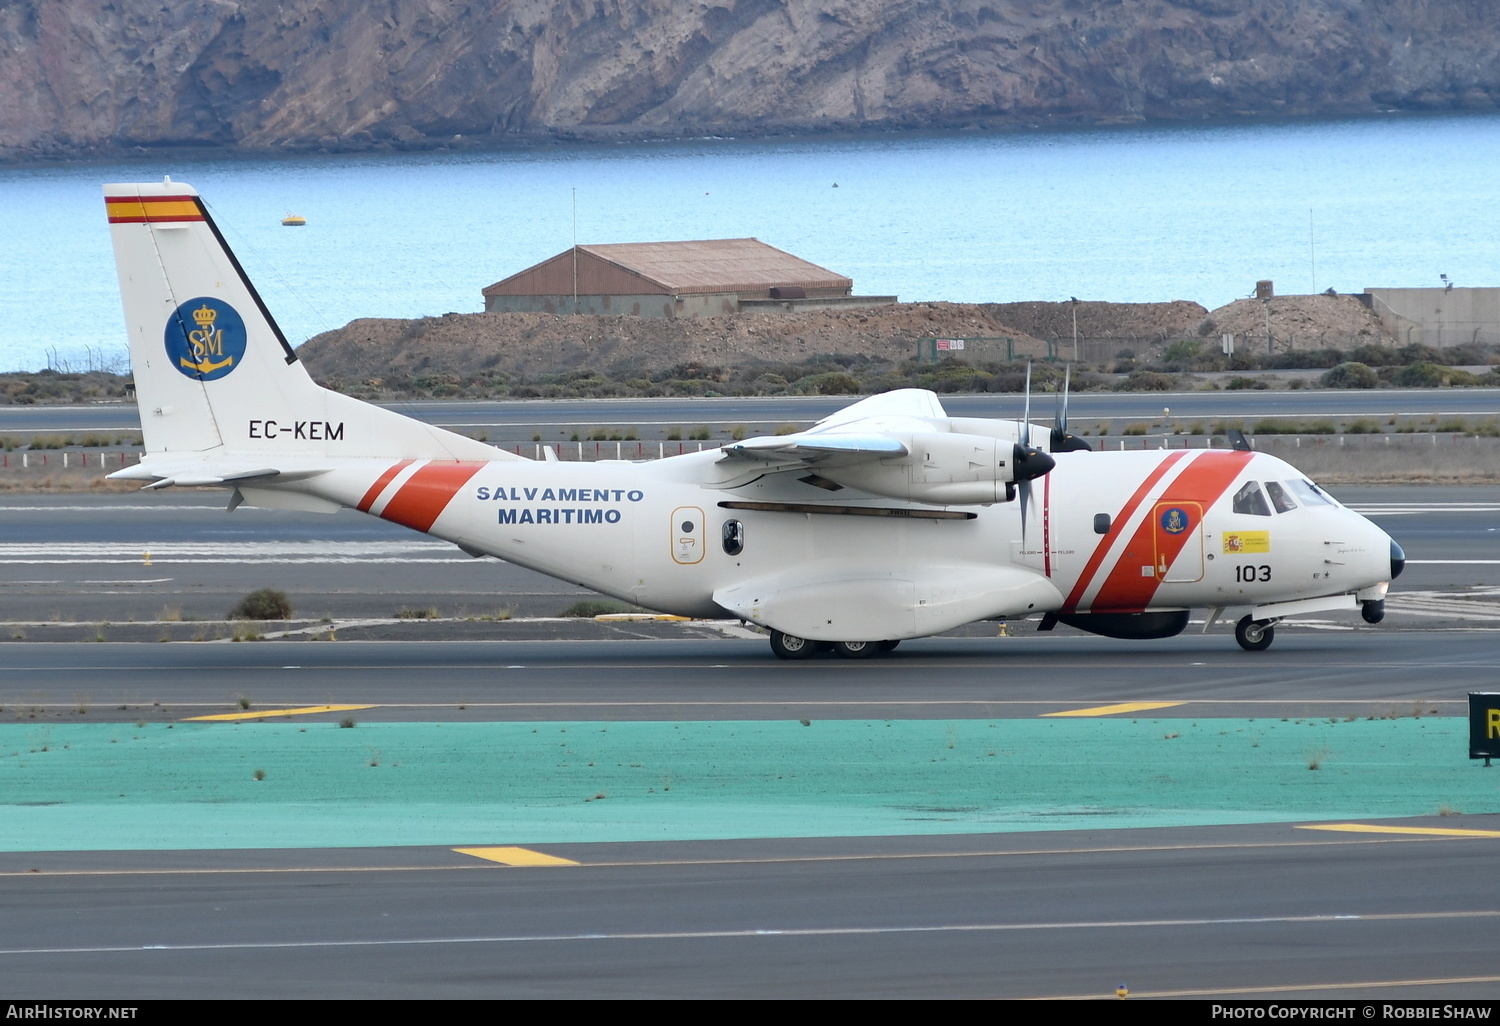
(4, 823), (1500, 999)
(5, 387), (1499, 435)
(5, 630), (1500, 998)
(2, 481), (1499, 998)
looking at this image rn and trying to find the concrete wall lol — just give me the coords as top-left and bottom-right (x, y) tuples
(484, 293), (677, 317)
(739, 295), (899, 314)
(484, 292), (741, 318)
(484, 291), (890, 318)
(673, 293), (742, 318)
(1364, 287), (1500, 347)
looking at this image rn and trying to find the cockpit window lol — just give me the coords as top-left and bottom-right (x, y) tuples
(1232, 481), (1271, 516)
(1286, 478), (1335, 507)
(1264, 481), (1298, 514)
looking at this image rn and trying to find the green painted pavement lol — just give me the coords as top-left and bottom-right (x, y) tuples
(1, 717), (1494, 852)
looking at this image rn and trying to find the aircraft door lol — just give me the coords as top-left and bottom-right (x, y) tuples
(671, 506), (705, 564)
(1153, 501), (1204, 583)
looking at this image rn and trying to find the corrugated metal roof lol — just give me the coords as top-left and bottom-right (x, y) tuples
(483, 239), (851, 297)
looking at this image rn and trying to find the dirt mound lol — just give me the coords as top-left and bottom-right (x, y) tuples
(981, 300), (1208, 340)
(1195, 294), (1389, 345)
(297, 302), (1049, 383)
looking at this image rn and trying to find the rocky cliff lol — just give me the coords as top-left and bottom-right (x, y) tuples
(4, 0), (1498, 160)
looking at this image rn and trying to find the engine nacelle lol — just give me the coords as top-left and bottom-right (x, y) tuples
(817, 432), (1054, 505)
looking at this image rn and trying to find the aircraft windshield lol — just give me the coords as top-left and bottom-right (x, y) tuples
(1287, 478), (1335, 507)
(1232, 481), (1271, 516)
(1265, 481), (1298, 514)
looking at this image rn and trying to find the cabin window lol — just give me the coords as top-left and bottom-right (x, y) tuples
(1232, 481), (1271, 517)
(722, 519), (745, 556)
(1093, 513), (1111, 535)
(1264, 481), (1298, 514)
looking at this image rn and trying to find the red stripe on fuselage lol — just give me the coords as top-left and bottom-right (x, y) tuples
(1087, 450), (1254, 613)
(1042, 471), (1052, 578)
(1062, 450), (1187, 611)
(379, 461), (486, 532)
(356, 459), (415, 513)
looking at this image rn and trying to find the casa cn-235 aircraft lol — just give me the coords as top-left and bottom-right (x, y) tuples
(103, 178), (1405, 658)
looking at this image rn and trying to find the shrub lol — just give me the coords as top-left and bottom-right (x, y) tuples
(1116, 370), (1177, 391)
(229, 588), (293, 620)
(1321, 362), (1378, 389)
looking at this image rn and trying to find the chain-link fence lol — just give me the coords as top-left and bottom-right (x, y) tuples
(921, 333), (1401, 366)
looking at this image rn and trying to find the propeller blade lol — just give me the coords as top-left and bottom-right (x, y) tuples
(1011, 441), (1055, 545)
(1049, 363), (1093, 452)
(1019, 477), (1030, 540)
(1059, 364), (1070, 433)
(1021, 362), (1032, 448)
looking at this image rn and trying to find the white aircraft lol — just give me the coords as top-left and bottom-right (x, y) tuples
(103, 179), (1404, 657)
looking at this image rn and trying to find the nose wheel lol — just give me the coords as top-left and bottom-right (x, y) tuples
(1234, 615), (1276, 652)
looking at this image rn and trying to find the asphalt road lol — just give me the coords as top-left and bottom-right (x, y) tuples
(3, 822), (1499, 999)
(0, 630), (1494, 721)
(4, 634), (1500, 999)
(5, 387), (1500, 435)
(3, 480), (1499, 999)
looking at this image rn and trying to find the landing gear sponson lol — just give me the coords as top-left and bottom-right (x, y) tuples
(769, 630), (901, 660)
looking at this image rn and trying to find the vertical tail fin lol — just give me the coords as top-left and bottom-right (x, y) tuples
(105, 179), (508, 462)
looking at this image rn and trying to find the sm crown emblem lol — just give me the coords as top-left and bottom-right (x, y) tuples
(165, 298), (247, 381)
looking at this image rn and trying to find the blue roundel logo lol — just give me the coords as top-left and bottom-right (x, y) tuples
(164, 297), (247, 381)
(1160, 506), (1191, 535)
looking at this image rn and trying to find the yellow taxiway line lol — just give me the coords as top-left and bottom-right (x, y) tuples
(1041, 701), (1184, 718)
(183, 704), (375, 722)
(453, 846), (580, 867)
(1298, 823), (1500, 839)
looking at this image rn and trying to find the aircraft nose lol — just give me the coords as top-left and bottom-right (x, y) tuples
(1390, 538), (1406, 580)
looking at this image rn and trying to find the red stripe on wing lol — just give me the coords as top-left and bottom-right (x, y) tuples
(379, 461), (486, 532)
(1087, 450), (1253, 613)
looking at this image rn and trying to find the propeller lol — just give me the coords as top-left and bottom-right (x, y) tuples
(1013, 363), (1056, 542)
(1018, 363), (1032, 534)
(1050, 364), (1093, 453)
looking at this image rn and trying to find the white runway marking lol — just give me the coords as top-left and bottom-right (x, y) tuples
(1, 909), (1495, 958)
(1348, 503), (1500, 516)
(0, 541), (472, 564)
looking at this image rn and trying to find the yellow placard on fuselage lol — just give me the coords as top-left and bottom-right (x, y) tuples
(1222, 530), (1270, 554)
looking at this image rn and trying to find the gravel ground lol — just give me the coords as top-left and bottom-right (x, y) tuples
(296, 296), (1397, 386)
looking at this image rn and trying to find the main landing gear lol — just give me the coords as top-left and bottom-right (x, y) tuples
(1234, 615), (1277, 652)
(769, 630), (901, 660)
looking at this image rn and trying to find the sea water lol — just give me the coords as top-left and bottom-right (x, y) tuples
(1, 111), (1498, 371)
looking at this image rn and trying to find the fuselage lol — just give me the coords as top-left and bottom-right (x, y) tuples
(283, 444), (1396, 637)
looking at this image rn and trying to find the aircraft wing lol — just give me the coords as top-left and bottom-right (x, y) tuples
(720, 389), (950, 468)
(715, 387), (1053, 504)
(721, 432), (908, 466)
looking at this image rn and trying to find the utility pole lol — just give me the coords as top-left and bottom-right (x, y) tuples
(1070, 297), (1080, 362)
